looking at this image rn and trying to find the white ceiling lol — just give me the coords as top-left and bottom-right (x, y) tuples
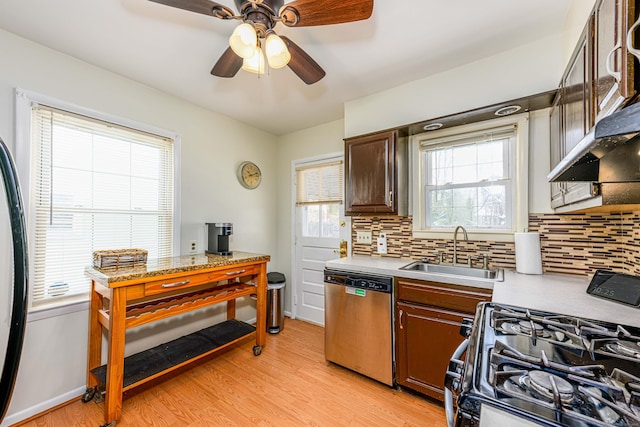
(0, 1), (572, 135)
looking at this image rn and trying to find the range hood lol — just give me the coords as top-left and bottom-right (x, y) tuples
(548, 102), (640, 206)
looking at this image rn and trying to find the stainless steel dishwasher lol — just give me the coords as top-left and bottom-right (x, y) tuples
(324, 269), (393, 386)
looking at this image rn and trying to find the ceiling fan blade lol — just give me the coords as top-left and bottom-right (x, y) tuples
(281, 36), (326, 85)
(280, 0), (373, 27)
(211, 47), (243, 78)
(148, 0), (235, 19)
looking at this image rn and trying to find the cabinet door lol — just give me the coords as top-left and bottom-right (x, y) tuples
(345, 131), (397, 215)
(549, 95), (566, 209)
(562, 16), (597, 206)
(562, 15), (593, 156)
(594, 0), (635, 121)
(395, 301), (469, 401)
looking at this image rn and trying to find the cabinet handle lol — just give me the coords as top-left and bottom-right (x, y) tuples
(225, 269), (246, 276)
(399, 309), (404, 329)
(627, 15), (640, 63)
(389, 190), (393, 207)
(606, 41), (622, 83)
(161, 279), (191, 288)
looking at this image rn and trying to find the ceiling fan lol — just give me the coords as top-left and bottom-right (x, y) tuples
(149, 0), (374, 84)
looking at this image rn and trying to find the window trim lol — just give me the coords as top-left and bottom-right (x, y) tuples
(15, 88), (181, 317)
(410, 113), (529, 242)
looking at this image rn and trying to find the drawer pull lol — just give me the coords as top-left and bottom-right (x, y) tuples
(161, 279), (191, 288)
(225, 269), (246, 276)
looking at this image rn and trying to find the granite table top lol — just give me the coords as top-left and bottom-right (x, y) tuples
(85, 251), (270, 285)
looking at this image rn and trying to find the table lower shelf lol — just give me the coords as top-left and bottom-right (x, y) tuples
(91, 319), (256, 390)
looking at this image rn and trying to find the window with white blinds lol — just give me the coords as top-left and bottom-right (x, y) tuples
(421, 126), (515, 230)
(412, 114), (529, 239)
(29, 105), (175, 308)
(295, 160), (343, 239)
(295, 161), (343, 205)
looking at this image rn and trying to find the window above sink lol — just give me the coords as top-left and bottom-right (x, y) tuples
(410, 114), (529, 242)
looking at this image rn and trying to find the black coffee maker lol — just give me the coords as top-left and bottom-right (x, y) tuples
(205, 223), (233, 255)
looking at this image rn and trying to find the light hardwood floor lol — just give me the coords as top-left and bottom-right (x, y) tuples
(18, 319), (447, 426)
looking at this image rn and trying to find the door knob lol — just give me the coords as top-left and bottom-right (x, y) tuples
(333, 240), (348, 258)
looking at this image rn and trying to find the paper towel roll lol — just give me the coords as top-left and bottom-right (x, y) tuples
(514, 232), (543, 275)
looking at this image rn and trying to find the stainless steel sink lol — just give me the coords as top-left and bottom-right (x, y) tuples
(399, 261), (504, 281)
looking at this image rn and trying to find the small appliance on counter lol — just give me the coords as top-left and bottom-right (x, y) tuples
(444, 302), (640, 427)
(205, 223), (233, 255)
(587, 269), (640, 307)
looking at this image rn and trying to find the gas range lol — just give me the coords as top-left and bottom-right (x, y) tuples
(448, 303), (640, 427)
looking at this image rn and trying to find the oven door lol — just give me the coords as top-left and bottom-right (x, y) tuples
(479, 405), (545, 426)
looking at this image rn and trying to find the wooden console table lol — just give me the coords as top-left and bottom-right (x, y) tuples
(84, 251), (270, 427)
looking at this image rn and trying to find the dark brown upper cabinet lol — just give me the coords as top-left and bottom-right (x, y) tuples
(594, 0), (637, 121)
(550, 0), (638, 211)
(344, 130), (407, 216)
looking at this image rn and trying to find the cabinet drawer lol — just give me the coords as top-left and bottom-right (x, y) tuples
(396, 278), (492, 314)
(144, 264), (259, 297)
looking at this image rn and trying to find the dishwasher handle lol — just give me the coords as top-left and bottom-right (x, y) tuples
(444, 338), (469, 427)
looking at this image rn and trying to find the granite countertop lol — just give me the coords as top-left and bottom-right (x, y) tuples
(325, 255), (640, 327)
(85, 251), (270, 284)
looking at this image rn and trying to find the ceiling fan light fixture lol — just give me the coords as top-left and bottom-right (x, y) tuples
(242, 46), (266, 74)
(229, 22), (257, 59)
(264, 31), (291, 69)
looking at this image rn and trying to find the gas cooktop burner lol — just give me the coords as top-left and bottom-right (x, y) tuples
(503, 369), (576, 403)
(528, 370), (574, 402)
(606, 340), (640, 359)
(502, 320), (547, 336)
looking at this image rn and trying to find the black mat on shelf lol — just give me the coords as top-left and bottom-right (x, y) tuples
(91, 319), (255, 388)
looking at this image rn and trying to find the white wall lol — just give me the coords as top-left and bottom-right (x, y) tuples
(563, 0), (598, 66)
(275, 119), (344, 313)
(0, 29), (278, 425)
(344, 33), (565, 138)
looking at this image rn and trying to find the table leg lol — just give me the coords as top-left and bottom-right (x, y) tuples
(226, 299), (236, 320)
(104, 287), (126, 424)
(255, 263), (267, 348)
(86, 282), (102, 389)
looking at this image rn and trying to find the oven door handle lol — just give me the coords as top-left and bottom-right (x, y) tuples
(444, 338), (469, 427)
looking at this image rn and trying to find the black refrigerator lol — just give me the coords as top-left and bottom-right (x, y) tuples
(0, 137), (28, 422)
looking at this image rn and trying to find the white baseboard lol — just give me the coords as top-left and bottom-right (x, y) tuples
(1, 386), (86, 427)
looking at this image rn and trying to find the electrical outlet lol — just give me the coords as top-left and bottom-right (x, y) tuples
(356, 231), (372, 244)
(189, 240), (197, 253)
(377, 232), (387, 254)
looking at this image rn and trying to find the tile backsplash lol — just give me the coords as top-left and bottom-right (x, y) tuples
(351, 212), (640, 277)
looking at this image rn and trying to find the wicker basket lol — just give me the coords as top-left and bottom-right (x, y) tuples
(93, 248), (148, 269)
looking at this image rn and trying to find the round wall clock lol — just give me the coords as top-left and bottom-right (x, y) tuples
(237, 161), (262, 189)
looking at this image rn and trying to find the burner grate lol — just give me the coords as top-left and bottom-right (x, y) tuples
(489, 340), (640, 426)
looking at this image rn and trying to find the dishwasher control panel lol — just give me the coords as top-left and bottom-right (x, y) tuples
(324, 269), (392, 293)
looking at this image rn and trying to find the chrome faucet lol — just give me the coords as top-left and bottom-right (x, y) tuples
(453, 225), (468, 265)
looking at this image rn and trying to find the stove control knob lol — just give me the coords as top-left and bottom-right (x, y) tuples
(459, 318), (474, 338)
(444, 370), (462, 392)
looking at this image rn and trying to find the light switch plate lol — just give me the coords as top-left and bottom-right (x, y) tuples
(356, 231), (372, 244)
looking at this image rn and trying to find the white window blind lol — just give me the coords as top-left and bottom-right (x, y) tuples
(295, 161), (343, 205)
(30, 105), (175, 308)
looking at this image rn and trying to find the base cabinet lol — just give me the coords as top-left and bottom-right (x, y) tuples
(396, 301), (469, 400)
(394, 278), (492, 401)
